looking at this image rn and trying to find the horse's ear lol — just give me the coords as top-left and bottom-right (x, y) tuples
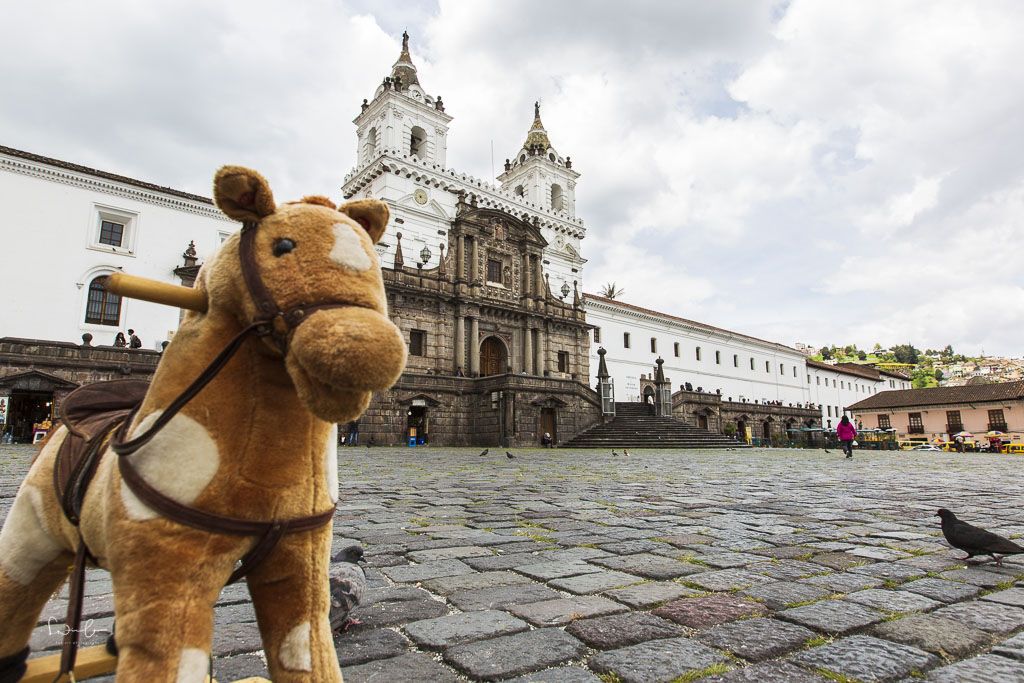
(338, 199), (389, 244)
(213, 166), (276, 222)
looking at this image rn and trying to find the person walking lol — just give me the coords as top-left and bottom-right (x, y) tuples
(346, 420), (360, 446)
(837, 414), (857, 459)
(128, 329), (142, 349)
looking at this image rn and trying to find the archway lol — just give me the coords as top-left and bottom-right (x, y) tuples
(550, 184), (564, 211)
(410, 126), (427, 157)
(642, 386), (655, 404)
(407, 406), (428, 445)
(540, 408), (557, 446)
(480, 336), (508, 377)
(736, 420), (747, 442)
(762, 421), (772, 441)
(697, 411), (709, 431)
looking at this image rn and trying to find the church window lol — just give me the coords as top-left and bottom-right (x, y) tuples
(716, 350), (721, 364)
(593, 327), (601, 343)
(99, 220), (124, 247)
(548, 153), (556, 162)
(91, 205), (137, 253)
(557, 351), (569, 373)
(550, 184), (564, 211)
(696, 347), (702, 361)
(623, 332), (631, 349)
(733, 354), (738, 367)
(674, 342), (680, 357)
(364, 127), (378, 162)
(409, 126), (427, 157)
(816, 376), (820, 385)
(486, 258), (503, 284)
(650, 337), (657, 353)
(750, 358), (755, 371)
(780, 363), (785, 374)
(765, 360), (770, 373)
(84, 276), (121, 326)
(827, 406), (832, 417)
(409, 329), (426, 356)
(520, 154), (526, 163)
(793, 366), (797, 377)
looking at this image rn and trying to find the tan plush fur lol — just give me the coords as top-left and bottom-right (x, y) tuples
(0, 166), (406, 681)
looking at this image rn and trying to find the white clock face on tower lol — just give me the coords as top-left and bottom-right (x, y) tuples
(414, 189), (428, 205)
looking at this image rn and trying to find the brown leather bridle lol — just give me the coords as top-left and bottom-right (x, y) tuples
(59, 219), (351, 679)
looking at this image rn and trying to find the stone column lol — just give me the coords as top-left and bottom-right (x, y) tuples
(521, 253), (530, 295)
(539, 324), (549, 376)
(456, 235), (465, 281)
(523, 322), (533, 374)
(534, 256), (544, 298)
(455, 315), (466, 374)
(470, 237), (479, 283)
(469, 317), (480, 376)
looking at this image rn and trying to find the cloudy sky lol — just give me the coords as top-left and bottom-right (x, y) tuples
(4, 1), (1023, 356)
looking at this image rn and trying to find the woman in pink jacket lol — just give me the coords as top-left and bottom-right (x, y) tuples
(837, 415), (857, 458)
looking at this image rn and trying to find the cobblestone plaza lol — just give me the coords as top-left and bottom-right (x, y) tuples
(2, 444), (1023, 682)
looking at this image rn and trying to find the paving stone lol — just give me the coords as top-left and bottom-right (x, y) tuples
(900, 577), (983, 603)
(685, 568), (773, 592)
(925, 653), (1024, 682)
(850, 561), (926, 582)
(596, 539), (665, 554)
(869, 613), (992, 658)
(779, 600), (884, 634)
(501, 667), (603, 683)
(896, 553), (965, 572)
(444, 628), (586, 681)
(509, 595), (627, 626)
(212, 653), (269, 680)
(465, 552), (552, 571)
(604, 581), (700, 608)
(381, 559), (474, 583)
(549, 570), (644, 594)
(992, 631), (1024, 661)
(565, 611), (685, 649)
(516, 560), (604, 581)
(844, 588), (943, 613)
(591, 552), (702, 579)
(448, 583), (562, 611)
(341, 652), (460, 683)
(349, 597), (449, 628)
(421, 569), (531, 596)
(981, 587), (1024, 607)
(802, 571), (884, 593)
(406, 545), (494, 562)
(211, 621), (264, 657)
(333, 628), (410, 666)
(811, 552), (869, 570)
(696, 617), (814, 661)
(588, 637), (730, 683)
(940, 566), (1016, 588)
(701, 660), (828, 682)
(932, 600), (1024, 634)
(653, 594), (765, 629)
(793, 634), (938, 682)
(742, 581), (831, 610)
(747, 559), (829, 580)
(848, 546), (910, 561)
(404, 609), (529, 649)
(698, 552), (766, 568)
(752, 545), (819, 560)
(658, 533), (714, 547)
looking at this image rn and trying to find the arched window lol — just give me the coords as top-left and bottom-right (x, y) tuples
(85, 276), (121, 325)
(410, 126), (427, 157)
(548, 153), (556, 162)
(550, 183), (564, 211)
(364, 127), (378, 163)
(519, 154), (526, 163)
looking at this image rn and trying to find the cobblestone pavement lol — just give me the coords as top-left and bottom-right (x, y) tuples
(3, 444), (1024, 682)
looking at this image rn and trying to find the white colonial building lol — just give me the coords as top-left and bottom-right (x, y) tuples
(0, 145), (234, 350)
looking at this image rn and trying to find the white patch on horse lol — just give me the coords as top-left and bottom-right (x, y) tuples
(175, 647), (209, 683)
(325, 424), (339, 503)
(119, 411), (220, 521)
(329, 223), (372, 272)
(0, 484), (65, 585)
(279, 621), (312, 671)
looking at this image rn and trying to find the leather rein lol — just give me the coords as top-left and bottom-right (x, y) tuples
(57, 220), (344, 680)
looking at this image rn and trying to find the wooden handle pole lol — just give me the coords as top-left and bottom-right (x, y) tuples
(102, 273), (208, 313)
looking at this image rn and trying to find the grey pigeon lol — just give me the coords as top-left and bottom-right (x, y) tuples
(612, 450), (619, 456)
(478, 448), (489, 457)
(937, 509), (1024, 566)
(329, 545), (367, 631)
(623, 449), (630, 457)
(506, 451), (514, 459)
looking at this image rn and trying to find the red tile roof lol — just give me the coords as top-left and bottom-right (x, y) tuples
(849, 380), (1024, 410)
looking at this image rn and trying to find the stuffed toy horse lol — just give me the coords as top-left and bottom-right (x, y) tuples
(0, 166), (407, 682)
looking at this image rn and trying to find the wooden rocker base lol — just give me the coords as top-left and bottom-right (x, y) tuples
(20, 645), (270, 682)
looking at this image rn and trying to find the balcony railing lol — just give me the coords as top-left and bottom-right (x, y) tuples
(907, 425), (925, 434)
(989, 422), (1009, 432)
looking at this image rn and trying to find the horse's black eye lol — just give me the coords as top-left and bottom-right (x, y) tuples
(272, 238), (296, 257)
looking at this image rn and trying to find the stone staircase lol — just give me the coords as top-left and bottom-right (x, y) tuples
(563, 402), (746, 449)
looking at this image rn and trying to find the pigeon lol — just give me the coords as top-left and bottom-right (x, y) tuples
(506, 451), (515, 459)
(612, 450), (619, 456)
(937, 509), (1024, 566)
(623, 449), (630, 457)
(329, 545), (367, 631)
(478, 448), (489, 457)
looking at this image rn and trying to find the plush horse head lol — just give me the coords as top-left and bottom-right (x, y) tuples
(207, 165), (406, 422)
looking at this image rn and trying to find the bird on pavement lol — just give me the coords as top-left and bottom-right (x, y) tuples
(612, 450), (619, 456)
(329, 545), (367, 631)
(478, 448), (489, 457)
(937, 508), (1024, 566)
(506, 451), (515, 459)
(623, 449), (630, 457)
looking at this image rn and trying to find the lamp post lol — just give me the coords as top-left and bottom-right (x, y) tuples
(418, 245), (431, 268)
(560, 281), (570, 299)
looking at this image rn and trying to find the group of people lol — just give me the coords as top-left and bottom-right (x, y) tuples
(113, 329), (142, 349)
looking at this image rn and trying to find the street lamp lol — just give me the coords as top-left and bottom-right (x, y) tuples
(560, 281), (570, 299)
(419, 245), (431, 267)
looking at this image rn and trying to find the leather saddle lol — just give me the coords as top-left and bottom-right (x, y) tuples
(54, 379), (150, 526)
